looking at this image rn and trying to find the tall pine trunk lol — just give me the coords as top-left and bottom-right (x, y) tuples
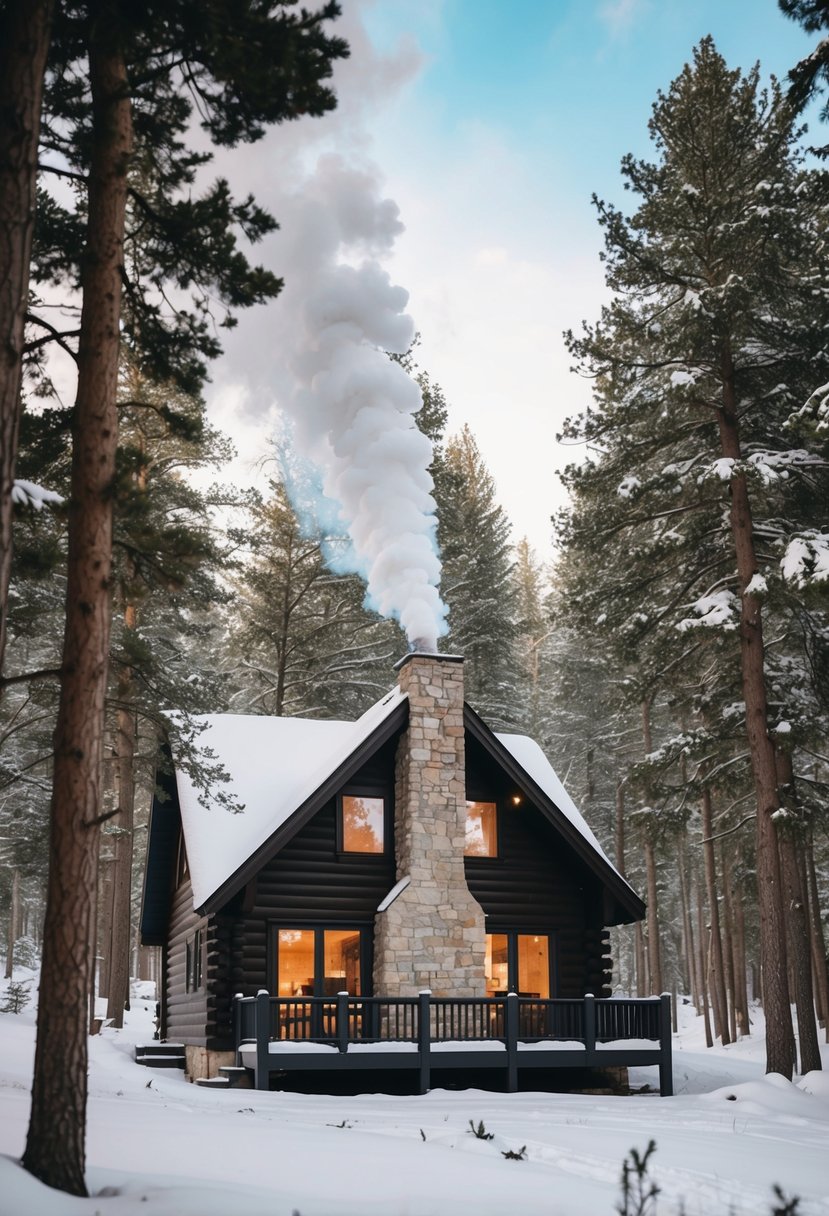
(775, 747), (821, 1073)
(4, 868), (21, 979)
(23, 24), (132, 1195)
(803, 836), (829, 1039)
(717, 346), (794, 1078)
(107, 673), (136, 1028)
(0, 0), (54, 688)
(695, 875), (713, 1049)
(700, 786), (730, 1043)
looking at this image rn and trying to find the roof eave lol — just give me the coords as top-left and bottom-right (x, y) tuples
(463, 704), (646, 925)
(196, 698), (409, 916)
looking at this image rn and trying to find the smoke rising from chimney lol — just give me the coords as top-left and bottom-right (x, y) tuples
(271, 155), (447, 651)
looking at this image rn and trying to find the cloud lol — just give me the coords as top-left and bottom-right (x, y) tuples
(598, 0), (648, 39)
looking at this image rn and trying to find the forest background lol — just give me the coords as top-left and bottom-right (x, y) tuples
(0, 0), (828, 1200)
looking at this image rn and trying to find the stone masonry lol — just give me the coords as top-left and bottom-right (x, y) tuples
(372, 653), (487, 998)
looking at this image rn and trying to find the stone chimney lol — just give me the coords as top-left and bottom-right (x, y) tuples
(372, 652), (486, 998)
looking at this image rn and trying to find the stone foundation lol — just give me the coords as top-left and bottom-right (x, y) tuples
(373, 653), (486, 998)
(184, 1046), (235, 1082)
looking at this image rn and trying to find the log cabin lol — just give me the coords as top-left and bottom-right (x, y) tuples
(140, 651), (662, 1092)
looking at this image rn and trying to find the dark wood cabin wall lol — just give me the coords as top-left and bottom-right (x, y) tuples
(465, 739), (612, 998)
(165, 874), (208, 1045)
(205, 739), (398, 1048)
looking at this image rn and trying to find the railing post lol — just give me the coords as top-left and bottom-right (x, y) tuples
(233, 992), (243, 1064)
(418, 990), (431, 1095)
(659, 993), (673, 1097)
(584, 993), (596, 1058)
(337, 991), (349, 1055)
(505, 993), (518, 1092)
(255, 989), (270, 1091)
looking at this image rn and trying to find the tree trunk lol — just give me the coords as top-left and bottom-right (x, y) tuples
(107, 692), (136, 1028)
(644, 837), (663, 995)
(716, 348), (794, 1078)
(775, 749), (821, 1074)
(696, 876), (713, 1048)
(0, 0), (54, 690)
(23, 28), (131, 1196)
(4, 869), (21, 978)
(733, 881), (750, 1036)
(677, 833), (697, 1007)
(640, 699), (662, 995)
(779, 832), (821, 1073)
(700, 786), (730, 1043)
(803, 835), (829, 1040)
(635, 922), (647, 997)
(720, 846), (740, 1040)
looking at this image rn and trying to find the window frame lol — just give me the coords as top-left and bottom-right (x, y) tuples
(185, 927), (204, 994)
(336, 786), (391, 858)
(484, 929), (557, 998)
(463, 796), (500, 859)
(268, 922), (374, 999)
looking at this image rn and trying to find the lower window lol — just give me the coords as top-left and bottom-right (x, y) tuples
(485, 932), (552, 998)
(275, 926), (364, 998)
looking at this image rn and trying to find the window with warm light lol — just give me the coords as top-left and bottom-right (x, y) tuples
(464, 800), (497, 856)
(340, 794), (385, 854)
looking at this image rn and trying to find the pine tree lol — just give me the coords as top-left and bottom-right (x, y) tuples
(23, 3), (349, 1195)
(0, 0), (55, 691)
(437, 425), (518, 728)
(780, 0), (829, 153)
(228, 481), (402, 720)
(560, 38), (829, 1075)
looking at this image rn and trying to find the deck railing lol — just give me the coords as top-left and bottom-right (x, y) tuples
(232, 991), (673, 1096)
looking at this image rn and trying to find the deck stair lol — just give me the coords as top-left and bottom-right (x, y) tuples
(196, 1065), (252, 1090)
(135, 1043), (186, 1070)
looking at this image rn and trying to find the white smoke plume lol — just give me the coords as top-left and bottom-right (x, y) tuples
(271, 154), (447, 651)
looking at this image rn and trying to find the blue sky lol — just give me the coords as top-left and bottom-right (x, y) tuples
(213, 1), (822, 560)
(342, 1), (820, 556)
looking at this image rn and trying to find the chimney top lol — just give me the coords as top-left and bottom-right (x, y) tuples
(393, 650), (463, 672)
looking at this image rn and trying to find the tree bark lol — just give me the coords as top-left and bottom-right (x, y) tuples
(696, 876), (713, 1049)
(677, 833), (697, 1007)
(775, 748), (821, 1074)
(732, 877), (750, 1036)
(0, 0), (55, 689)
(4, 869), (21, 979)
(107, 689), (136, 1028)
(720, 846), (741, 1039)
(23, 25), (131, 1195)
(716, 347), (794, 1078)
(644, 837), (663, 995)
(700, 786), (730, 1043)
(803, 835), (829, 1040)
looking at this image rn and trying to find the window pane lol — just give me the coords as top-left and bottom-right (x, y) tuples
(342, 795), (384, 853)
(465, 801), (497, 856)
(517, 934), (550, 998)
(485, 933), (509, 995)
(277, 928), (315, 997)
(323, 929), (361, 996)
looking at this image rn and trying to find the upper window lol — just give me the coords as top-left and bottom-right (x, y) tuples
(340, 794), (385, 854)
(465, 800), (497, 857)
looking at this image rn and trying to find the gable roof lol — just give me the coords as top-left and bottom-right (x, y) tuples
(159, 684), (643, 924)
(467, 706), (644, 924)
(176, 687), (407, 912)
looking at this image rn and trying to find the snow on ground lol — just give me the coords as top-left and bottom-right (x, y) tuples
(1, 974), (828, 1216)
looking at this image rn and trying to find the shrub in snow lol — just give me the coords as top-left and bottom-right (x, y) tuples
(1, 979), (32, 1014)
(12, 934), (38, 969)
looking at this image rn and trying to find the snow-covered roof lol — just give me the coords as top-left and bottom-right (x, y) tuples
(175, 685), (634, 913)
(494, 733), (613, 870)
(176, 687), (406, 908)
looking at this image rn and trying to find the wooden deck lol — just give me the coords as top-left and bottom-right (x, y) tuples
(232, 991), (673, 1095)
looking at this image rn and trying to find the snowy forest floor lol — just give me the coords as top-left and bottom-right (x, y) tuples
(0, 971), (828, 1216)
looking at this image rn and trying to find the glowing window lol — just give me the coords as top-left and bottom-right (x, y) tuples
(341, 795), (385, 854)
(465, 801), (497, 857)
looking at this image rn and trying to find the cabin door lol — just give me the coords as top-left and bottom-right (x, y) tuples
(274, 926), (366, 1040)
(485, 932), (553, 998)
